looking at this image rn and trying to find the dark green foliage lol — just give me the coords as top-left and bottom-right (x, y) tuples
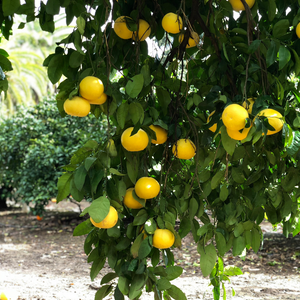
(0, 98), (106, 214)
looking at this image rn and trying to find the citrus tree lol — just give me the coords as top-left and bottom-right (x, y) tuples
(2, 0), (300, 299)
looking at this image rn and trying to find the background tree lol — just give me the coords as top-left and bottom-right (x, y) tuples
(1, 0), (300, 299)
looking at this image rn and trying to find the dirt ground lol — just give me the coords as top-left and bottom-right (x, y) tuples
(0, 200), (300, 300)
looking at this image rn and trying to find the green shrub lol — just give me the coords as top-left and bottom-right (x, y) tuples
(0, 97), (106, 214)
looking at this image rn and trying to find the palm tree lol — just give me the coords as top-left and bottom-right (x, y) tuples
(0, 16), (71, 117)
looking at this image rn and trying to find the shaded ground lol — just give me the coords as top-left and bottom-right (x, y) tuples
(0, 200), (300, 300)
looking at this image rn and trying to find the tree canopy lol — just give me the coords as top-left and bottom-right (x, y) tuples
(1, 0), (300, 299)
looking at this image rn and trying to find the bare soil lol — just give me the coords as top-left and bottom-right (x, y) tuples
(0, 200), (300, 300)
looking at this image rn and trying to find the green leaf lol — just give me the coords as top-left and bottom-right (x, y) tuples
(273, 19), (290, 38)
(211, 170), (225, 189)
(129, 102), (144, 125)
(165, 266), (183, 281)
(73, 219), (93, 236)
(268, 0), (276, 21)
(138, 237), (152, 259)
(215, 232), (226, 256)
(144, 218), (157, 234)
(117, 102), (129, 129)
(189, 197), (199, 220)
(89, 196), (110, 223)
(57, 173), (72, 202)
(90, 257), (106, 281)
(223, 266), (243, 276)
(141, 65), (151, 86)
(109, 168), (126, 176)
(291, 49), (300, 76)
(167, 285), (187, 300)
(234, 223), (244, 237)
(95, 285), (113, 300)
(0, 54), (13, 72)
(74, 164), (87, 191)
(133, 209), (148, 225)
(69, 51), (85, 68)
(156, 87), (172, 115)
(157, 278), (172, 291)
(278, 46), (291, 70)
(198, 243), (217, 277)
(221, 126), (236, 156)
(220, 185), (228, 201)
(266, 41), (277, 67)
(125, 74), (144, 98)
(101, 273), (118, 285)
(126, 157), (139, 184)
(77, 16), (86, 35)
(131, 233), (144, 258)
(46, 0), (60, 15)
(232, 236), (245, 256)
(2, 0), (20, 16)
(118, 276), (130, 295)
(47, 54), (64, 84)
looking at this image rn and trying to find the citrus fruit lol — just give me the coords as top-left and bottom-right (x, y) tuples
(152, 229), (175, 249)
(135, 177), (160, 199)
(79, 76), (104, 101)
(63, 96), (91, 117)
(132, 19), (151, 41)
(114, 16), (133, 39)
(296, 23), (300, 39)
(0, 292), (7, 300)
(123, 188), (144, 209)
(36, 215), (43, 221)
(172, 139), (196, 159)
(90, 206), (118, 229)
(226, 125), (251, 140)
(121, 127), (149, 152)
(51, 198), (57, 203)
(229, 0), (255, 11)
(222, 104), (249, 131)
(87, 92), (107, 105)
(149, 125), (168, 144)
(178, 31), (200, 48)
(256, 109), (284, 135)
(242, 98), (255, 114)
(162, 13), (183, 34)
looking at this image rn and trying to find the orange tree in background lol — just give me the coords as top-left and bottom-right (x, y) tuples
(2, 0), (300, 299)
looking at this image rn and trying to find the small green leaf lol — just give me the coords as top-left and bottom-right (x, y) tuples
(198, 243), (217, 277)
(166, 285), (187, 300)
(46, 0), (60, 15)
(90, 257), (106, 281)
(223, 266), (243, 276)
(126, 74), (144, 98)
(165, 266), (183, 281)
(101, 273), (118, 285)
(157, 278), (172, 291)
(232, 236), (246, 256)
(69, 51), (85, 68)
(278, 46), (291, 70)
(129, 102), (144, 125)
(74, 164), (87, 191)
(273, 19), (289, 38)
(221, 126), (236, 156)
(131, 233), (144, 258)
(3, 0), (20, 16)
(95, 285), (113, 300)
(138, 237), (152, 259)
(77, 16), (86, 35)
(89, 196), (110, 223)
(57, 173), (72, 202)
(73, 219), (93, 236)
(117, 102), (129, 129)
(48, 54), (64, 84)
(211, 170), (225, 189)
(251, 227), (261, 253)
(118, 276), (130, 295)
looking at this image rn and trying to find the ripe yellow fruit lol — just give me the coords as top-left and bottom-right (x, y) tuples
(121, 127), (149, 152)
(226, 126), (251, 140)
(256, 109), (284, 135)
(152, 229), (175, 249)
(178, 31), (200, 48)
(114, 16), (133, 39)
(242, 98), (255, 114)
(222, 104), (249, 131)
(90, 206), (118, 229)
(135, 177), (160, 199)
(64, 96), (91, 117)
(296, 23), (300, 39)
(229, 0), (255, 11)
(133, 19), (151, 41)
(87, 93), (107, 105)
(162, 13), (183, 34)
(172, 139), (196, 159)
(149, 125), (168, 144)
(0, 292), (7, 300)
(79, 76), (104, 101)
(123, 188), (144, 209)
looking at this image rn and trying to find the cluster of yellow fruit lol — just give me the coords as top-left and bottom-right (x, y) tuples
(208, 99), (284, 140)
(121, 125), (196, 159)
(114, 16), (151, 41)
(64, 76), (107, 117)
